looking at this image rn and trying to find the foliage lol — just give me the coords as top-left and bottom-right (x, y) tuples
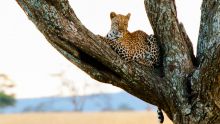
(0, 92), (15, 108)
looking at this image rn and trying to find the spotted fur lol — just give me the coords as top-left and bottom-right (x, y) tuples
(103, 12), (163, 123)
(105, 12), (159, 66)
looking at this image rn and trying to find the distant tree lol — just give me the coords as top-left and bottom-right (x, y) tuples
(52, 71), (87, 111)
(118, 103), (133, 111)
(0, 74), (15, 108)
(0, 92), (15, 107)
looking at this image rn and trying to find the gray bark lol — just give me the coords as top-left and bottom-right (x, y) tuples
(16, 0), (220, 123)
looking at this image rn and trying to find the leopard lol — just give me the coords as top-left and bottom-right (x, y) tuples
(105, 12), (160, 67)
(103, 12), (163, 123)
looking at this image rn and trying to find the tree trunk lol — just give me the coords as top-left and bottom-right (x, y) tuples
(16, 0), (220, 123)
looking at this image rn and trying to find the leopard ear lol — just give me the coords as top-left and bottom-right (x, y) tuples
(110, 12), (117, 19)
(126, 13), (131, 19)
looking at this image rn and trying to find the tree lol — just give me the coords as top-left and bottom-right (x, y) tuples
(0, 74), (15, 107)
(52, 71), (87, 111)
(117, 103), (133, 111)
(0, 92), (15, 107)
(16, 0), (220, 123)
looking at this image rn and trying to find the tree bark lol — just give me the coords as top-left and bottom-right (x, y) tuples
(16, 0), (220, 123)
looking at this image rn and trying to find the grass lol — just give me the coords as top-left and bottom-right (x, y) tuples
(0, 111), (173, 124)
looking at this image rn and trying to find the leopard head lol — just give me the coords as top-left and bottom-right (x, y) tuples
(110, 12), (131, 32)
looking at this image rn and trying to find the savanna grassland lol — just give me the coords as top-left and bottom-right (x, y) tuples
(0, 111), (172, 124)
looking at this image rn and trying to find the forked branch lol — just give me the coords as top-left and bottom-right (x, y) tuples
(16, 0), (220, 122)
(16, 0), (177, 118)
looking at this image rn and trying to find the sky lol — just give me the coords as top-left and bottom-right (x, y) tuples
(0, 0), (202, 98)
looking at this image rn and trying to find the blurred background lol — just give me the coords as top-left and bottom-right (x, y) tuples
(0, 0), (201, 124)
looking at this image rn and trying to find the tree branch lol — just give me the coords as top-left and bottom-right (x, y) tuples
(16, 0), (179, 118)
(193, 0), (220, 112)
(144, 0), (194, 116)
(16, 0), (220, 123)
(197, 0), (220, 63)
